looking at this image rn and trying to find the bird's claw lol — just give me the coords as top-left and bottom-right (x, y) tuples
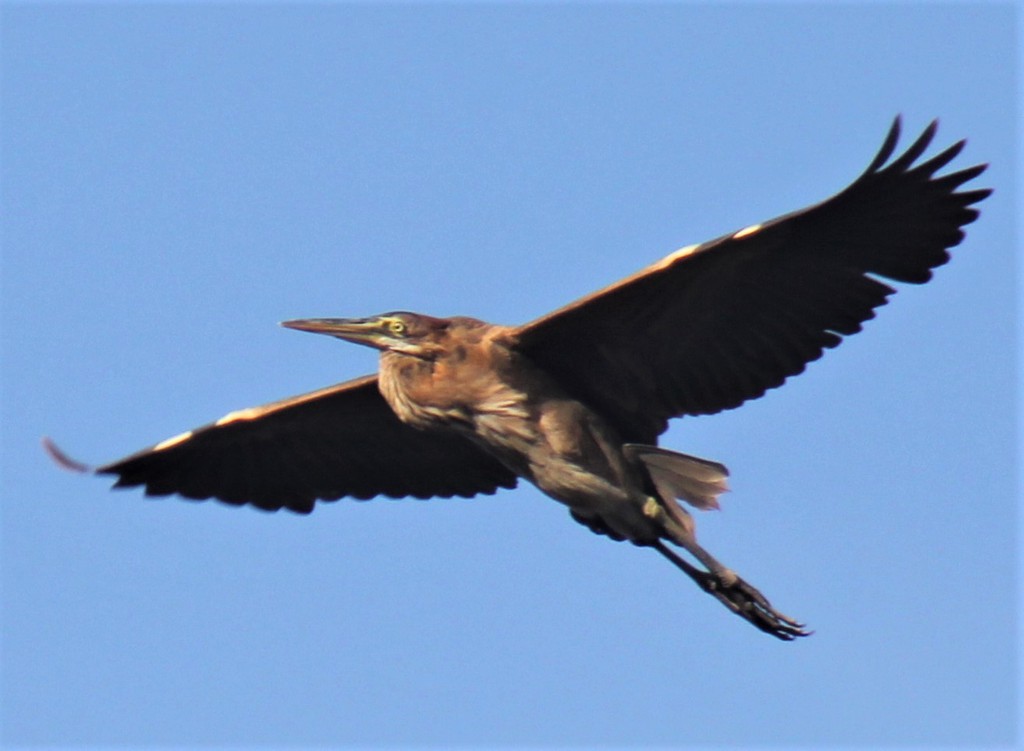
(697, 570), (811, 641)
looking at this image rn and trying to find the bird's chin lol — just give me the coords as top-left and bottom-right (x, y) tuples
(386, 342), (436, 359)
(329, 333), (390, 351)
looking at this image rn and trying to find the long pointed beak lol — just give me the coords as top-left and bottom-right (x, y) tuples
(280, 317), (385, 348)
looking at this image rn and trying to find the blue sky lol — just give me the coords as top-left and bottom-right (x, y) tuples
(1, 3), (1017, 748)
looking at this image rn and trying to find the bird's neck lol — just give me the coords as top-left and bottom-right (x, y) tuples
(377, 328), (526, 433)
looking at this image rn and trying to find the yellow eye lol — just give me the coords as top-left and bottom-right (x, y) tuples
(388, 320), (407, 337)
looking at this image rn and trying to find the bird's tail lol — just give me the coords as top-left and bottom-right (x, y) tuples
(623, 444), (729, 510)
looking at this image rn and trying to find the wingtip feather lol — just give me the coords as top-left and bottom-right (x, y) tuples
(42, 436), (93, 474)
(888, 119), (939, 172)
(864, 115), (902, 173)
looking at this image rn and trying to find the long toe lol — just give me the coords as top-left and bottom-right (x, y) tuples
(708, 575), (811, 640)
(651, 542), (810, 640)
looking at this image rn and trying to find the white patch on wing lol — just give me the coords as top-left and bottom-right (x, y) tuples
(215, 407), (264, 425)
(154, 431), (193, 451)
(732, 223), (762, 239)
(650, 243), (700, 271)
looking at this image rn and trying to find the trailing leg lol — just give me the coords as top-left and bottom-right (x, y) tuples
(652, 541), (809, 640)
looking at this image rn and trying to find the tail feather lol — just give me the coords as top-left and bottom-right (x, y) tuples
(624, 444), (729, 510)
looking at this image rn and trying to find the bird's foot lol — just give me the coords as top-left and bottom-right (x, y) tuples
(652, 540), (810, 640)
(695, 569), (811, 641)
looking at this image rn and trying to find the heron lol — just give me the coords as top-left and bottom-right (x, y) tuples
(46, 118), (989, 640)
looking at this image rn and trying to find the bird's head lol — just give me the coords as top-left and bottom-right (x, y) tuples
(281, 312), (450, 359)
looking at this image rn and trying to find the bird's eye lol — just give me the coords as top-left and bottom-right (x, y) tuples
(388, 320), (407, 337)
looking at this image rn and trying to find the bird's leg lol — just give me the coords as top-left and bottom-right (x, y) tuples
(652, 540), (808, 639)
(651, 530), (810, 640)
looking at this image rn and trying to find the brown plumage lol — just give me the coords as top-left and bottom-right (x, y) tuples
(46, 118), (989, 640)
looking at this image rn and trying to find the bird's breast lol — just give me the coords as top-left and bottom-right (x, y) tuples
(378, 349), (532, 437)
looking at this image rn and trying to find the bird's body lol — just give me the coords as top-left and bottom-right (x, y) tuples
(46, 118), (991, 640)
(375, 316), (658, 542)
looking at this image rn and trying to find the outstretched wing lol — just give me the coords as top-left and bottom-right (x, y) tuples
(512, 118), (990, 443)
(82, 375), (517, 513)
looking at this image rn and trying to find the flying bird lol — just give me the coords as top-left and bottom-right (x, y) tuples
(46, 118), (989, 640)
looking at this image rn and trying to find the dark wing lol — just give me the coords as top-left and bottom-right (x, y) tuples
(90, 375), (517, 513)
(512, 118), (990, 443)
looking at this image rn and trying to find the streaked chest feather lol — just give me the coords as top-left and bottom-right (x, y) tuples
(378, 331), (634, 496)
(378, 336), (532, 444)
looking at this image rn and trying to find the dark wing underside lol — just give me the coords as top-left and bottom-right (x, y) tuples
(96, 375), (517, 513)
(512, 118), (990, 443)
